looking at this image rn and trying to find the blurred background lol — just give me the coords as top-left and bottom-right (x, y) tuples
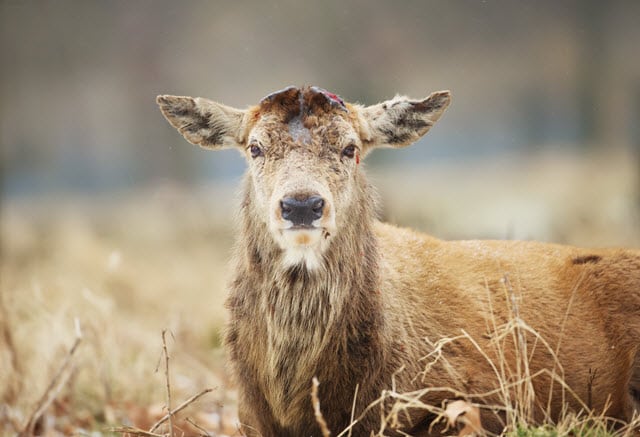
(1, 1), (639, 435)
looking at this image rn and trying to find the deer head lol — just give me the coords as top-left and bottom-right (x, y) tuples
(157, 86), (450, 270)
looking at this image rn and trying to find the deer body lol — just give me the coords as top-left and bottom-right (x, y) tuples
(157, 86), (640, 436)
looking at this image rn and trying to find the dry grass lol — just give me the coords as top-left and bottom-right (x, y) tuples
(1, 185), (239, 435)
(349, 279), (640, 436)
(1, 153), (638, 435)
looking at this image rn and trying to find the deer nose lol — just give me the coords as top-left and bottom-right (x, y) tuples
(280, 196), (324, 227)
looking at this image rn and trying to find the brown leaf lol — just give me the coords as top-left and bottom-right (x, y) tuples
(444, 400), (483, 436)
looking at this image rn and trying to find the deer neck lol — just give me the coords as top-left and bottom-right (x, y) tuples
(237, 172), (381, 346)
(233, 173), (383, 426)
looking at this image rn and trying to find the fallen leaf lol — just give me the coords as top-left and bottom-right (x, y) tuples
(444, 400), (483, 436)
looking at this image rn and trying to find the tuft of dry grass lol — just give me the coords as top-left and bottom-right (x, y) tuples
(18, 318), (83, 436)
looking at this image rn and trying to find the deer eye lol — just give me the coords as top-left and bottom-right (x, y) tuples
(249, 144), (263, 159)
(342, 144), (356, 159)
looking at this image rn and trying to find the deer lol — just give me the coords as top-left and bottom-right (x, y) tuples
(156, 86), (640, 436)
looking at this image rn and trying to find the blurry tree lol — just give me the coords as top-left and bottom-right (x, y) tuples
(575, 0), (607, 148)
(1, 0), (639, 196)
(635, 85), (640, 205)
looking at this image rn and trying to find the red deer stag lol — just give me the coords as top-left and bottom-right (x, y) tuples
(157, 86), (640, 436)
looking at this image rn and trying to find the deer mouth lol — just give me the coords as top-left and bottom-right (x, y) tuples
(281, 227), (324, 247)
(287, 224), (318, 231)
(276, 227), (331, 270)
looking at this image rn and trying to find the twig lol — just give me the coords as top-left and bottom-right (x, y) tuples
(159, 330), (175, 437)
(185, 417), (212, 437)
(110, 425), (166, 437)
(311, 377), (331, 437)
(149, 388), (215, 433)
(347, 384), (359, 437)
(21, 318), (83, 436)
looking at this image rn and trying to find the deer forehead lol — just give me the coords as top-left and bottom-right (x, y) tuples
(249, 86), (360, 151)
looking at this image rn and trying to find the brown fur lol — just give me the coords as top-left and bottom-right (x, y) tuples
(157, 86), (640, 436)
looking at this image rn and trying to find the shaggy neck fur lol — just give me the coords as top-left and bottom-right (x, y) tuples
(231, 170), (385, 428)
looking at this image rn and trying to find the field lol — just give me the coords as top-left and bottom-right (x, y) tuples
(1, 151), (639, 436)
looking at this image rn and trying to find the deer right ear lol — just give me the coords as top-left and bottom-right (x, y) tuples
(156, 95), (248, 150)
(357, 90), (451, 152)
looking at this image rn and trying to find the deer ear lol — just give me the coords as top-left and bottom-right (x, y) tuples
(156, 95), (247, 149)
(358, 90), (451, 151)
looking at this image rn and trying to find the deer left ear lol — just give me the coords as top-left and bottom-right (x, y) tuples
(156, 95), (248, 150)
(358, 90), (451, 151)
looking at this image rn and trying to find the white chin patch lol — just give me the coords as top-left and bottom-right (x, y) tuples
(280, 229), (326, 270)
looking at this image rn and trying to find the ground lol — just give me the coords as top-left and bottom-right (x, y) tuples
(1, 151), (638, 436)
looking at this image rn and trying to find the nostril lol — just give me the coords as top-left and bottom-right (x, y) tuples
(280, 200), (292, 214)
(310, 197), (324, 215)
